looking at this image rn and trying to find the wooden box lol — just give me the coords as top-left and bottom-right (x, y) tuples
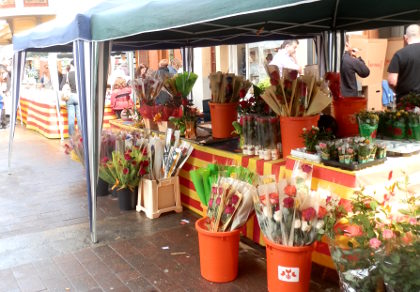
(136, 176), (182, 219)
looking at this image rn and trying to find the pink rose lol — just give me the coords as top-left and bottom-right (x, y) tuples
(224, 205), (235, 214)
(301, 164), (312, 173)
(409, 217), (417, 225)
(208, 198), (213, 207)
(212, 186), (217, 194)
(216, 197), (221, 205)
(231, 194), (239, 205)
(369, 238), (381, 249)
(382, 229), (394, 239)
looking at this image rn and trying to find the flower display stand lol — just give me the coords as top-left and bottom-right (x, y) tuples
(136, 176), (182, 219)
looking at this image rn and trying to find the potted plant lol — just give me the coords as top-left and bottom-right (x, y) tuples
(407, 111), (420, 140)
(356, 111), (379, 141)
(99, 144), (149, 210)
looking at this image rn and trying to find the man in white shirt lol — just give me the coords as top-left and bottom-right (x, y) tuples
(270, 40), (301, 76)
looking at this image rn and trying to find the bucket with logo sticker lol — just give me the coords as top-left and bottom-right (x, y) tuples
(264, 237), (314, 292)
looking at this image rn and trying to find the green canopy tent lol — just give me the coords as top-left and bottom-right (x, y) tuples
(92, 0), (420, 73)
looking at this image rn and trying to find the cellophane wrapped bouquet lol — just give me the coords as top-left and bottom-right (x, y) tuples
(191, 164), (257, 232)
(320, 171), (419, 292)
(253, 161), (327, 246)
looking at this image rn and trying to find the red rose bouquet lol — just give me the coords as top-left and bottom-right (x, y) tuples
(253, 161), (327, 246)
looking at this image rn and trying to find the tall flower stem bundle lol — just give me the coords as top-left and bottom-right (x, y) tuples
(209, 72), (252, 103)
(261, 67), (331, 117)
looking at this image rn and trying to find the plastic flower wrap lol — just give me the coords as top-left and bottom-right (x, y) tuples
(191, 164), (257, 232)
(253, 161), (325, 246)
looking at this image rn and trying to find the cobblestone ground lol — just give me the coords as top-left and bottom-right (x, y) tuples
(0, 126), (339, 291)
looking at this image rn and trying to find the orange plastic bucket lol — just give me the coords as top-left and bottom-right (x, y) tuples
(265, 237), (314, 292)
(195, 217), (240, 283)
(209, 102), (238, 138)
(332, 97), (367, 137)
(280, 115), (320, 158)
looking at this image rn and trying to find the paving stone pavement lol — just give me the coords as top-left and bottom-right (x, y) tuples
(0, 126), (339, 291)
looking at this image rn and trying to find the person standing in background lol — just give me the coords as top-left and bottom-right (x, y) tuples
(340, 35), (370, 97)
(60, 61), (80, 136)
(110, 77), (133, 118)
(269, 40), (301, 76)
(387, 24), (420, 102)
(168, 58), (182, 75)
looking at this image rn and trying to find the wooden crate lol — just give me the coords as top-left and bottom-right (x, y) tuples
(136, 176), (182, 219)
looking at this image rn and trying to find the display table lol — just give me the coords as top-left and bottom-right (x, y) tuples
(18, 88), (117, 139)
(109, 119), (420, 269)
(285, 154), (420, 268)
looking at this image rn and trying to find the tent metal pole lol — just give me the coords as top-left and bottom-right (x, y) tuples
(8, 51), (25, 174)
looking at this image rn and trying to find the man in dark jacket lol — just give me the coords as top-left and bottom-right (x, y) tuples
(340, 36), (370, 97)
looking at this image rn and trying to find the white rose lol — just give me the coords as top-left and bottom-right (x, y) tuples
(263, 207), (272, 218)
(315, 221), (324, 229)
(301, 221), (311, 232)
(294, 219), (302, 228)
(274, 210), (282, 222)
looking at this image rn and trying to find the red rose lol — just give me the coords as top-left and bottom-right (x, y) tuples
(138, 167), (147, 176)
(141, 160), (149, 168)
(123, 168), (129, 175)
(302, 207), (316, 221)
(317, 206), (327, 219)
(283, 197), (294, 208)
(124, 153), (132, 161)
(142, 148), (148, 156)
(101, 157), (109, 164)
(338, 198), (353, 213)
(239, 89), (246, 98)
(131, 160), (137, 166)
(284, 185), (297, 197)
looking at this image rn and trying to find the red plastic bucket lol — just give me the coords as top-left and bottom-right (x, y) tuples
(280, 115), (320, 158)
(195, 217), (240, 283)
(332, 98), (367, 137)
(209, 102), (238, 138)
(265, 237), (314, 292)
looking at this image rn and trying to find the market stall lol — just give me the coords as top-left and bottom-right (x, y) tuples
(18, 88), (116, 138)
(11, 0), (420, 244)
